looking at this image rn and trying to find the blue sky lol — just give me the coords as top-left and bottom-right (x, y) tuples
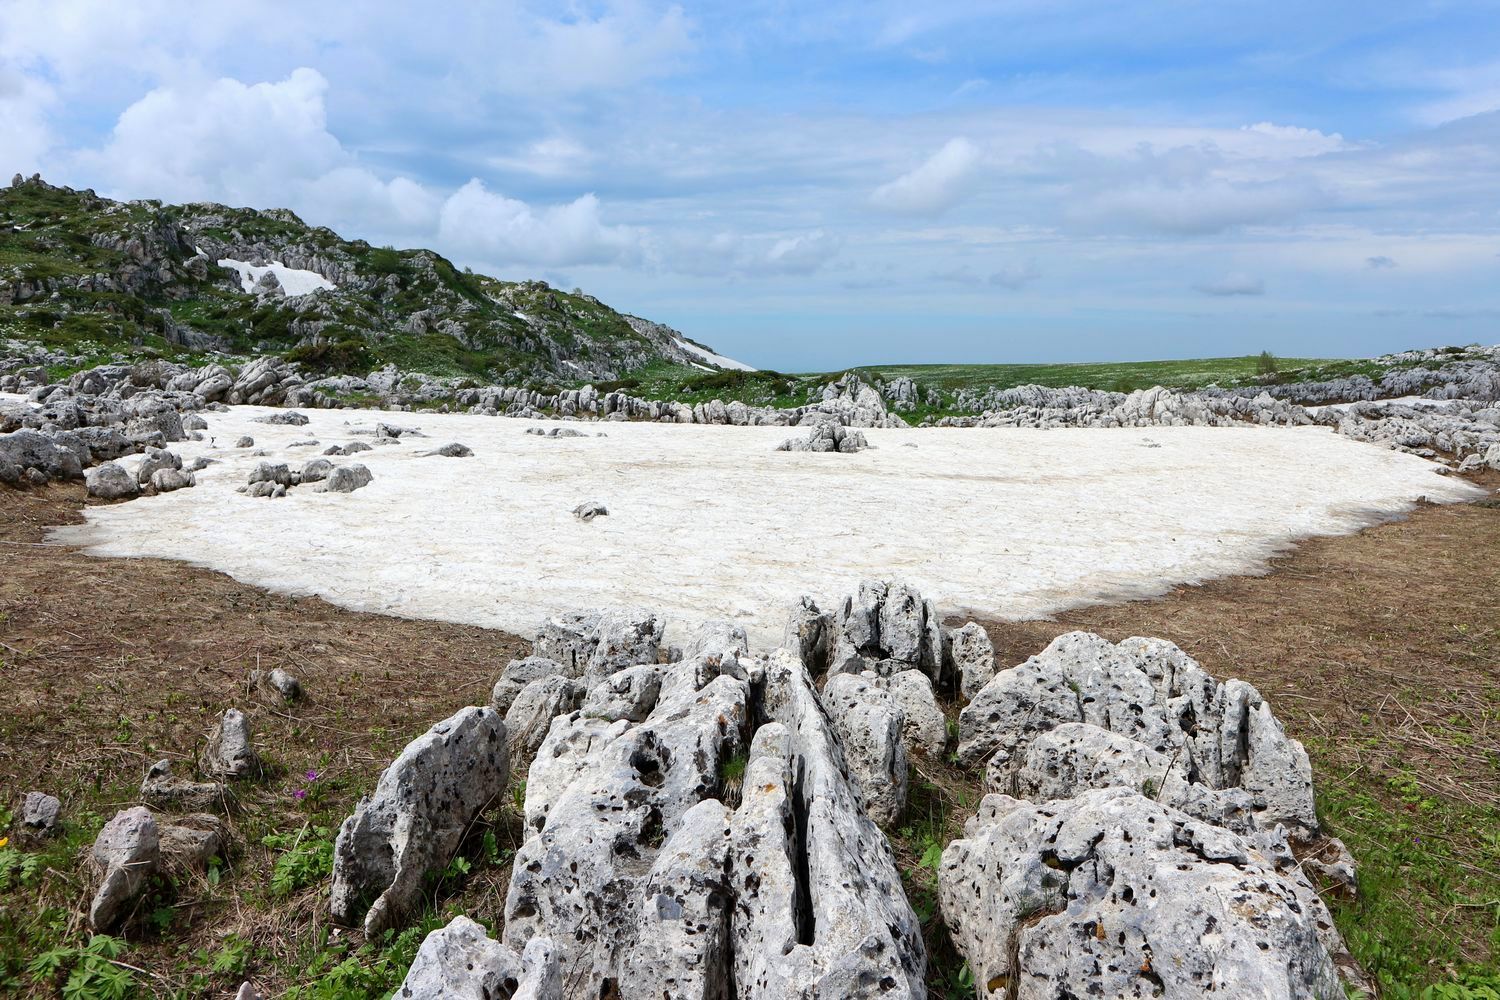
(3, 1), (1499, 370)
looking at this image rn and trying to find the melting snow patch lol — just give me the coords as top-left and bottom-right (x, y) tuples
(673, 337), (755, 372)
(218, 258), (335, 297)
(52, 406), (1482, 648)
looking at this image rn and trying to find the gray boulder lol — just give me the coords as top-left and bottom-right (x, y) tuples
(253, 410), (309, 426)
(150, 467), (195, 492)
(247, 461), (292, 487)
(828, 579), (943, 685)
(775, 422), (870, 453)
(0, 428), (84, 484)
(782, 594), (831, 675)
(135, 446), (181, 485)
(578, 663), (664, 723)
(159, 813), (226, 874)
(267, 667), (302, 700)
(885, 669), (948, 759)
(89, 806), (160, 931)
(432, 442), (473, 457)
(504, 675), (584, 757)
(939, 788), (1344, 1000)
(490, 656), (572, 717)
(331, 707), (509, 935)
(957, 631), (1320, 839)
(946, 622), (995, 701)
(821, 672), (908, 827)
(572, 501), (608, 521)
(201, 708), (259, 779)
(22, 791), (61, 837)
(397, 916), (560, 999)
(235, 436), (254, 448)
(322, 463), (373, 493)
(140, 759), (230, 812)
(86, 462), (139, 500)
(300, 458), (333, 483)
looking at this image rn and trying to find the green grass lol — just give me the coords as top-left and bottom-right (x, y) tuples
(847, 354), (1337, 395)
(1311, 756), (1500, 997)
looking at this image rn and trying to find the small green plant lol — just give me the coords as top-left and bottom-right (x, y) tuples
(0, 843), (44, 890)
(263, 825), (335, 897)
(27, 935), (135, 999)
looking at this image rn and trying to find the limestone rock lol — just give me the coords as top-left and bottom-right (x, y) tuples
(159, 813), (226, 873)
(490, 656), (571, 717)
(505, 675), (584, 757)
(397, 916), (560, 999)
(820, 671), (908, 827)
(22, 791), (61, 837)
(267, 667), (302, 700)
(150, 467), (195, 492)
(782, 595), (831, 675)
(89, 806), (159, 931)
(322, 463), (373, 493)
(572, 501), (608, 521)
(202, 708), (259, 779)
(432, 442), (473, 457)
(140, 759), (230, 812)
(939, 788), (1344, 1000)
(579, 663), (664, 723)
(135, 446), (182, 485)
(885, 669), (948, 759)
(946, 622), (995, 701)
(86, 461), (139, 500)
(300, 458), (333, 483)
(331, 707), (509, 935)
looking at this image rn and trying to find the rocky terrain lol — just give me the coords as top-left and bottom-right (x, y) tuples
(12, 579), (1371, 998)
(0, 174), (744, 384)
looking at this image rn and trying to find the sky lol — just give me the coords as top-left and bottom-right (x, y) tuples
(2, 2), (1499, 370)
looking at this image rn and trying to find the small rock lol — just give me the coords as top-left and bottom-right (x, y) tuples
(432, 442), (473, 457)
(141, 759), (231, 812)
(572, 501), (608, 521)
(89, 806), (159, 931)
(235, 436), (254, 448)
(21, 791), (61, 837)
(321, 464), (373, 494)
(202, 708), (259, 779)
(150, 467), (195, 492)
(267, 667), (302, 700)
(159, 814), (226, 873)
(397, 916), (560, 999)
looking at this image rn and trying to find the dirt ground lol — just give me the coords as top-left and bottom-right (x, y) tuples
(2, 474), (1498, 995)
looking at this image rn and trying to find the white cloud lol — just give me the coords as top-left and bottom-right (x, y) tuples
(0, 66), (53, 175)
(79, 68), (344, 206)
(438, 180), (641, 268)
(872, 137), (983, 215)
(655, 229), (841, 277)
(1194, 272), (1266, 296)
(1366, 255), (1397, 269)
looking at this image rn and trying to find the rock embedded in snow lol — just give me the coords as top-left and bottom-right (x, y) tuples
(201, 708), (259, 779)
(397, 916), (561, 1000)
(247, 461), (292, 487)
(331, 706), (509, 936)
(299, 458), (333, 483)
(89, 806), (159, 931)
(321, 463), (373, 494)
(946, 621), (995, 701)
(775, 422), (870, 453)
(135, 446), (181, 485)
(431, 442), (473, 457)
(86, 461), (139, 500)
(151, 467), (195, 492)
(253, 410), (309, 426)
(572, 501), (608, 521)
(820, 671), (908, 827)
(939, 788), (1345, 1000)
(234, 436), (254, 448)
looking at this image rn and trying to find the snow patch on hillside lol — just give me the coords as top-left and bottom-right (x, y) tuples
(674, 337), (755, 372)
(218, 258), (336, 297)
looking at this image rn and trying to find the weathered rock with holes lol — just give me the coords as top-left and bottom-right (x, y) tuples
(159, 813), (226, 874)
(828, 579), (944, 685)
(201, 708), (259, 779)
(501, 655), (749, 994)
(820, 671), (908, 827)
(89, 806), (160, 931)
(490, 656), (572, 717)
(331, 707), (510, 936)
(939, 788), (1344, 1000)
(579, 663), (664, 723)
(583, 608), (665, 684)
(947, 622), (996, 701)
(958, 631), (1319, 838)
(505, 675), (584, 756)
(775, 423), (870, 453)
(397, 916), (561, 1000)
(782, 595), (831, 675)
(731, 649), (926, 997)
(885, 669), (948, 759)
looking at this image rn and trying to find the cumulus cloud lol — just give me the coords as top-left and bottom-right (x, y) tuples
(1194, 272), (1265, 296)
(0, 66), (53, 175)
(438, 180), (641, 268)
(872, 137), (983, 215)
(1365, 255), (1397, 269)
(656, 229), (841, 278)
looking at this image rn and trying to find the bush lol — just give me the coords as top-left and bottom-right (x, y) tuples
(285, 337), (372, 375)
